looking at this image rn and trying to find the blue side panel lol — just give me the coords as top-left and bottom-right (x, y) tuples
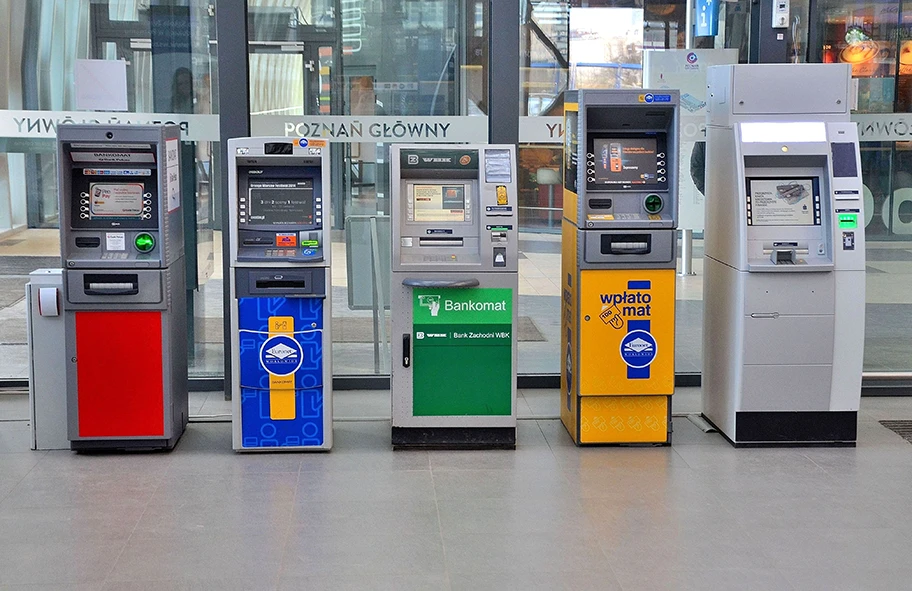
(237, 297), (325, 448)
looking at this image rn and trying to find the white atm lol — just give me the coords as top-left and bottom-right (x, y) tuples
(702, 64), (865, 446)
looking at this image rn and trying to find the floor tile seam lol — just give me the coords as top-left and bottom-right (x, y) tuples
(101, 460), (167, 587)
(0, 449), (46, 507)
(430, 460), (453, 589)
(273, 449), (306, 590)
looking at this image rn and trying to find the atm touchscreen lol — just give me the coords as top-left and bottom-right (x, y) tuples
(409, 183), (470, 223)
(746, 177), (821, 227)
(246, 180), (315, 226)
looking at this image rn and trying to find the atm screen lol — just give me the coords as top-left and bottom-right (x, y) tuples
(410, 184), (468, 222)
(88, 183), (144, 218)
(247, 180), (314, 226)
(592, 137), (658, 185)
(746, 177), (821, 226)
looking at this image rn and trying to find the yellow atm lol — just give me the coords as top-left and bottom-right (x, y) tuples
(561, 89), (679, 445)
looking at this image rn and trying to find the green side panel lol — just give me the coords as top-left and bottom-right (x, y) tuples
(411, 287), (513, 417)
(413, 323), (512, 416)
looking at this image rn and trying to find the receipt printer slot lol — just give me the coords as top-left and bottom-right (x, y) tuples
(601, 234), (652, 255)
(419, 237), (464, 247)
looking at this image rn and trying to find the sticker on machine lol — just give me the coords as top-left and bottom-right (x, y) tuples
(619, 330), (657, 368)
(259, 335), (304, 376)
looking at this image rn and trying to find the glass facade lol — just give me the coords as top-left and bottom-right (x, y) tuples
(0, 0), (910, 382)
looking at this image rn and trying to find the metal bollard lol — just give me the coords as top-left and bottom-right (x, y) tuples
(679, 228), (696, 276)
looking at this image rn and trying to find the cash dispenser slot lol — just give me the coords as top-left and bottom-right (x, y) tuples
(83, 273), (139, 296)
(235, 268), (325, 298)
(588, 198), (613, 209)
(418, 237), (464, 247)
(601, 233), (651, 255)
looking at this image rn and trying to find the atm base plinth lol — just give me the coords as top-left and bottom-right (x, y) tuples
(392, 426), (516, 450)
(706, 411), (858, 448)
(70, 434), (183, 452)
(562, 395), (671, 446)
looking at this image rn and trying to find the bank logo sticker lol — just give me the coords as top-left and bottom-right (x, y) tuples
(686, 52), (698, 64)
(416, 331), (425, 340)
(407, 154), (419, 165)
(459, 155), (471, 165)
(297, 138), (309, 147)
(620, 330), (657, 369)
(418, 294), (441, 317)
(259, 335), (304, 377)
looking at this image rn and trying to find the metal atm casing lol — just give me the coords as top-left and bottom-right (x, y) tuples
(58, 124), (188, 450)
(390, 145), (518, 449)
(561, 89), (679, 445)
(702, 64), (865, 445)
(228, 137), (332, 451)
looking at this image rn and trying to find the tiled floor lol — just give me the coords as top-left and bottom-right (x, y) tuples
(2, 388), (912, 590)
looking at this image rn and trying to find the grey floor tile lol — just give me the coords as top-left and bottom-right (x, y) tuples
(296, 469), (434, 503)
(290, 498), (441, 537)
(748, 527), (912, 571)
(779, 566), (912, 591)
(443, 531), (609, 575)
(282, 532), (446, 576)
(520, 389), (560, 418)
(611, 567), (794, 591)
(432, 468), (571, 500)
(429, 447), (558, 471)
(0, 542), (123, 586)
(332, 390), (391, 419)
(0, 471), (158, 510)
(0, 584), (101, 591)
(450, 571), (622, 591)
(552, 446), (691, 476)
(0, 505), (142, 544)
(277, 574), (449, 591)
(107, 533), (285, 582)
(148, 471), (299, 506)
(437, 496), (592, 536)
(101, 579), (276, 591)
(134, 499), (295, 538)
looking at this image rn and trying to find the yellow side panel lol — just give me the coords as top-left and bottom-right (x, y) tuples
(268, 316), (296, 420)
(580, 396), (669, 444)
(579, 269), (675, 396)
(562, 102), (579, 226)
(560, 219), (579, 441)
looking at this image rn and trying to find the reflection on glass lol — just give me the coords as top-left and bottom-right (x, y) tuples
(569, 7), (644, 89)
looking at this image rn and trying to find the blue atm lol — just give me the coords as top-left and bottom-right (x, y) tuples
(228, 137), (332, 451)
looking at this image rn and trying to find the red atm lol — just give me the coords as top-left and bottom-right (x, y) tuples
(58, 125), (188, 450)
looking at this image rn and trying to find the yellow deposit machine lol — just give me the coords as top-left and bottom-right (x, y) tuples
(561, 89), (679, 445)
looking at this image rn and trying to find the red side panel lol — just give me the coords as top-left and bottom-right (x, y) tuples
(75, 311), (165, 437)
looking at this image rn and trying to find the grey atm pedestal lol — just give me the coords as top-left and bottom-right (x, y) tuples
(702, 64), (865, 446)
(27, 269), (70, 451)
(390, 145), (519, 449)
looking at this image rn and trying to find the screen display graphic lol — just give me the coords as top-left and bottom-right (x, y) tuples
(593, 138), (658, 185)
(88, 183), (144, 218)
(747, 178), (820, 226)
(247, 180), (314, 226)
(412, 184), (467, 222)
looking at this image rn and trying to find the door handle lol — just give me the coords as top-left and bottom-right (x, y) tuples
(402, 334), (411, 368)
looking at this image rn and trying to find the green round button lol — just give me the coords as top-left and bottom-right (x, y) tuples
(644, 194), (664, 214)
(134, 233), (155, 253)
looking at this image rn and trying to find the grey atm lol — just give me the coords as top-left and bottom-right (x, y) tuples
(390, 145), (518, 449)
(58, 125), (187, 450)
(702, 64), (865, 445)
(228, 137), (332, 452)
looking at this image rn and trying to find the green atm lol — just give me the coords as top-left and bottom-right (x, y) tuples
(390, 145), (518, 449)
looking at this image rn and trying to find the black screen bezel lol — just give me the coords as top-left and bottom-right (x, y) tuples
(585, 132), (668, 192)
(237, 165), (323, 232)
(70, 167), (159, 230)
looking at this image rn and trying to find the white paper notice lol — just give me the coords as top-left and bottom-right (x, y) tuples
(165, 139), (180, 212)
(106, 232), (126, 251)
(75, 60), (129, 112)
